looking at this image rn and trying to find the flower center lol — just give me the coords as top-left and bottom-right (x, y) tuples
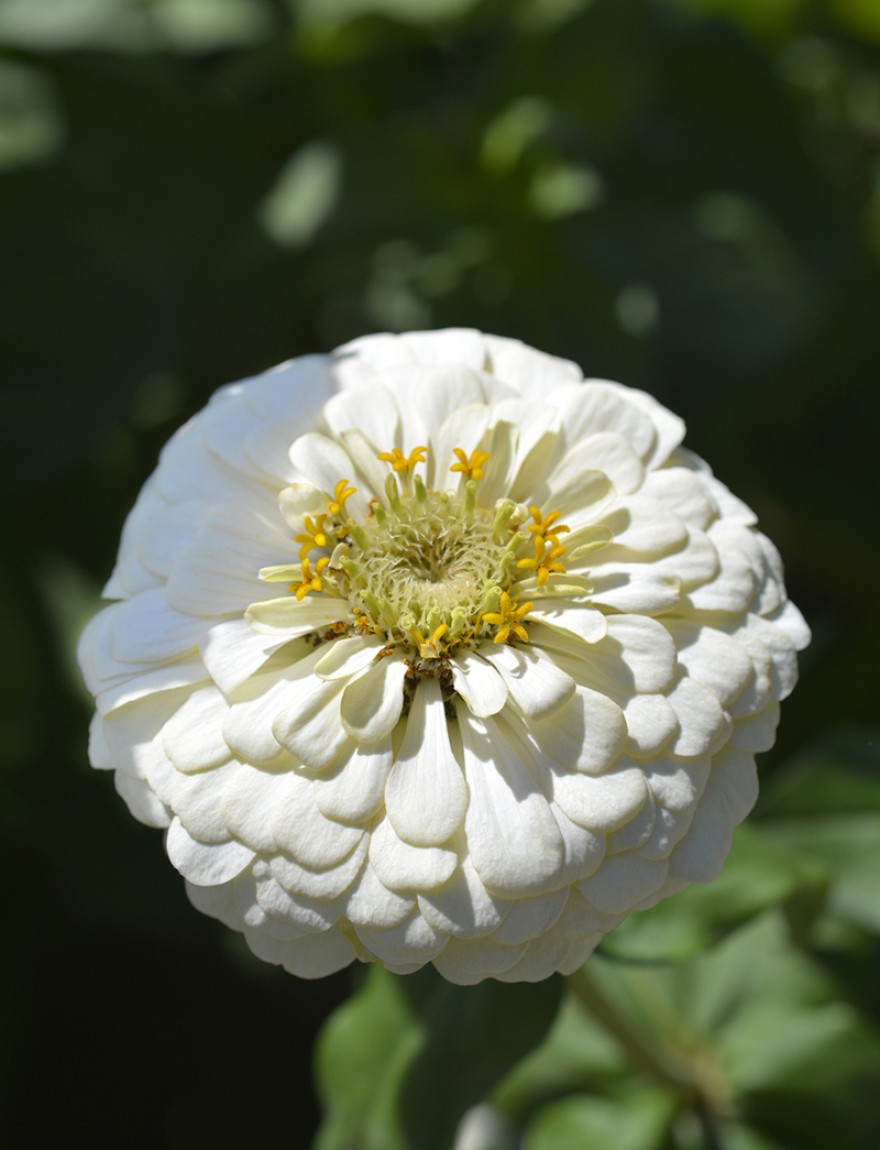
(344, 486), (517, 653)
(257, 444), (580, 663)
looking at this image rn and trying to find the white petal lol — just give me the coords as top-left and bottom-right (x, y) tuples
(731, 703), (780, 752)
(550, 761), (648, 832)
(289, 433), (371, 518)
(243, 596), (351, 642)
(272, 675), (351, 772)
(369, 816), (458, 892)
(711, 745), (759, 825)
(270, 838), (368, 900)
(668, 776), (732, 883)
(622, 694), (679, 758)
(666, 676), (730, 758)
(162, 685), (230, 772)
(244, 924), (356, 979)
(107, 589), (206, 664)
(433, 936), (528, 983)
(577, 852), (668, 914)
(312, 740), (393, 823)
(314, 634), (382, 680)
(355, 913), (446, 967)
(384, 676), (468, 846)
(339, 655), (408, 742)
(450, 648), (508, 718)
(344, 863), (414, 928)
(458, 709), (564, 897)
(200, 617), (294, 694)
(322, 383), (401, 451)
(418, 855), (510, 938)
(221, 763), (287, 852)
(165, 818), (254, 885)
(528, 685), (626, 775)
(271, 772), (363, 868)
(491, 887), (569, 945)
(483, 334), (582, 399)
(482, 642), (575, 720)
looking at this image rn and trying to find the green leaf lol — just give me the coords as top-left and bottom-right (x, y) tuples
(523, 1087), (676, 1150)
(314, 965), (562, 1150)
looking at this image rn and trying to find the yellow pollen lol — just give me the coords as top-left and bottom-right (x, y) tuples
(517, 535), (567, 586)
(294, 513), (329, 559)
(409, 622), (449, 659)
(482, 592), (533, 644)
(450, 447), (491, 482)
(291, 556), (329, 600)
(377, 446), (428, 474)
(328, 479), (356, 516)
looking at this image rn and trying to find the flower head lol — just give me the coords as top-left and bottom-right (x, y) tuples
(78, 330), (810, 984)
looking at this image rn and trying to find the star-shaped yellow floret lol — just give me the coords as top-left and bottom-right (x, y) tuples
(482, 592), (533, 644)
(450, 447), (491, 482)
(528, 506), (570, 546)
(377, 446), (428, 474)
(517, 535), (568, 587)
(294, 513), (329, 559)
(291, 556), (329, 600)
(328, 479), (356, 517)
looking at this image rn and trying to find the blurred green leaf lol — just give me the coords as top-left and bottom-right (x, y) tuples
(522, 1087), (676, 1150)
(315, 965), (562, 1150)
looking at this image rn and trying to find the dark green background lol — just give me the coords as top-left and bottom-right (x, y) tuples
(2, 1), (879, 1147)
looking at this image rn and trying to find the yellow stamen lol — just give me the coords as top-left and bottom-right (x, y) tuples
(528, 506), (570, 546)
(517, 535), (567, 586)
(377, 446), (428, 474)
(450, 447), (491, 482)
(294, 513), (329, 560)
(409, 622), (449, 659)
(291, 556), (329, 600)
(328, 479), (356, 516)
(482, 592), (533, 644)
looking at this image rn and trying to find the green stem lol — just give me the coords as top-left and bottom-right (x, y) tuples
(566, 966), (703, 1101)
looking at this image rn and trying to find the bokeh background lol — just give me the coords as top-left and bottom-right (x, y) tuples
(2, 0), (880, 1147)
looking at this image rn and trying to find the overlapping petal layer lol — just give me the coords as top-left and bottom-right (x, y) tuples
(79, 330), (809, 983)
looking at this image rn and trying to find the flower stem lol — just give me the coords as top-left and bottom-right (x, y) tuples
(567, 965), (703, 1099)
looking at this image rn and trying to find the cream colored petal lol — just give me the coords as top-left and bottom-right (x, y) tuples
(323, 383), (401, 450)
(433, 936), (528, 984)
(272, 677), (351, 772)
(221, 763), (287, 852)
(450, 648), (508, 718)
(550, 761), (648, 833)
(200, 617), (295, 694)
(527, 685), (626, 776)
(578, 852), (668, 915)
(666, 676), (731, 758)
(272, 772), (364, 869)
(355, 912), (446, 967)
(244, 597), (350, 642)
(482, 642), (575, 720)
(344, 862), (414, 928)
(730, 703), (780, 753)
(384, 676), (468, 846)
(458, 709), (564, 897)
(339, 655), (408, 742)
(622, 694), (679, 758)
(289, 432), (370, 518)
(165, 817), (254, 885)
(708, 745), (758, 825)
(418, 855), (510, 939)
(368, 816), (458, 892)
(161, 685), (231, 773)
(270, 838), (368, 901)
(668, 777), (732, 884)
(312, 740), (393, 823)
(243, 923), (356, 979)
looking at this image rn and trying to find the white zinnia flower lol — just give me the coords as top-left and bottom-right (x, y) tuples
(78, 329), (810, 984)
